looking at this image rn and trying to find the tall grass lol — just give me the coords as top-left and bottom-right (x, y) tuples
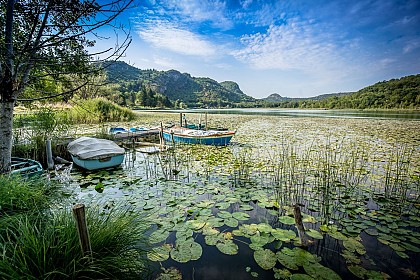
(0, 207), (152, 280)
(0, 175), (153, 279)
(62, 98), (137, 124)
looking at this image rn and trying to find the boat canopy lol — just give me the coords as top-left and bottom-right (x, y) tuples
(68, 136), (125, 160)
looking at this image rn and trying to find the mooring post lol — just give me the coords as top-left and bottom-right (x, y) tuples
(72, 204), (92, 259)
(46, 139), (54, 170)
(205, 113), (208, 131)
(160, 122), (165, 146)
(293, 204), (309, 247)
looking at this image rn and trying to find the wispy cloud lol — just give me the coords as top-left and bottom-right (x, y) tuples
(232, 18), (346, 74)
(136, 20), (216, 57)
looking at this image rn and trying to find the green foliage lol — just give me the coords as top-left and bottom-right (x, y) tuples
(0, 175), (56, 216)
(300, 74), (420, 109)
(0, 207), (151, 280)
(63, 98), (137, 124)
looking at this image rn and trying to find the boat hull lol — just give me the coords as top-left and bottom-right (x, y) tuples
(11, 157), (43, 177)
(71, 154), (124, 170)
(163, 130), (234, 146)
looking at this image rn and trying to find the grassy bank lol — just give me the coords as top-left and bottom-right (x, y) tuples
(0, 175), (152, 279)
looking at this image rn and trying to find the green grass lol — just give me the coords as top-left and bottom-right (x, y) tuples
(0, 175), (152, 279)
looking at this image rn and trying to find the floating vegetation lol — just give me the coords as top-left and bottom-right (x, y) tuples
(61, 112), (420, 279)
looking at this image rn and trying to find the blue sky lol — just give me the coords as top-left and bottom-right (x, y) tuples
(96, 0), (420, 98)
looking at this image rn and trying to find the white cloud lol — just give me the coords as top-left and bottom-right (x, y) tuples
(137, 21), (216, 57)
(232, 19), (343, 74)
(161, 0), (233, 29)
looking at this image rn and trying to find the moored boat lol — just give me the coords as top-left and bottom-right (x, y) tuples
(67, 137), (125, 170)
(11, 157), (43, 177)
(162, 126), (235, 146)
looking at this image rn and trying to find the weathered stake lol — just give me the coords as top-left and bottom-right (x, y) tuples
(293, 204), (309, 247)
(72, 204), (92, 258)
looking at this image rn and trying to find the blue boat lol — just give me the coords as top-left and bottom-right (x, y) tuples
(67, 137), (125, 170)
(11, 157), (43, 177)
(109, 127), (128, 134)
(163, 126), (235, 146)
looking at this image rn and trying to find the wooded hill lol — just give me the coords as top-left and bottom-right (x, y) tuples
(102, 61), (419, 109)
(299, 75), (420, 109)
(103, 61), (254, 108)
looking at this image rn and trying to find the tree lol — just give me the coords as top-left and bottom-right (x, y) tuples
(0, 0), (132, 173)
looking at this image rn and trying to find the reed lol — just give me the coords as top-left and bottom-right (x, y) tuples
(0, 206), (152, 280)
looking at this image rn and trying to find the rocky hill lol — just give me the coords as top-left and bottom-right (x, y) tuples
(102, 61), (254, 107)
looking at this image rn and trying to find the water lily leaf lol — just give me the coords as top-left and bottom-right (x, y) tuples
(251, 233), (274, 247)
(304, 262), (341, 280)
(217, 210), (232, 219)
(273, 268), (292, 279)
(205, 233), (223, 246)
(254, 249), (276, 270)
(147, 244), (172, 262)
(240, 204), (254, 211)
(340, 250), (361, 264)
(272, 229), (297, 242)
(278, 215), (296, 225)
(347, 265), (367, 279)
(216, 240), (238, 255)
(257, 223), (273, 233)
(186, 220), (206, 231)
(401, 242), (420, 253)
(375, 225), (390, 233)
(202, 226), (219, 236)
(225, 217), (239, 228)
(395, 250), (409, 259)
(170, 240), (202, 263)
(364, 228), (379, 236)
(328, 230), (347, 241)
(343, 238), (366, 255)
(389, 242), (405, 252)
(302, 214), (316, 223)
(95, 182), (104, 192)
(150, 229), (170, 244)
(239, 224), (259, 236)
(215, 202), (230, 209)
(276, 252), (299, 270)
(290, 274), (313, 280)
(156, 267), (182, 280)
(306, 229), (323, 240)
(232, 212), (250, 221)
(207, 217), (224, 228)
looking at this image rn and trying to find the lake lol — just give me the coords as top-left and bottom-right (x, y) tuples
(61, 109), (420, 280)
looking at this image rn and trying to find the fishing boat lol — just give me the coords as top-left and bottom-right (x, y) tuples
(11, 157), (43, 177)
(162, 126), (235, 146)
(67, 137), (125, 170)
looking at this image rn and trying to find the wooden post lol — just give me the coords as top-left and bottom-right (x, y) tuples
(205, 113), (208, 131)
(293, 204), (309, 247)
(72, 204), (92, 258)
(179, 113), (183, 127)
(46, 139), (54, 170)
(160, 122), (165, 146)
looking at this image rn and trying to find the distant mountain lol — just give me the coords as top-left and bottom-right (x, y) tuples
(101, 61), (254, 107)
(262, 92), (352, 102)
(300, 74), (420, 109)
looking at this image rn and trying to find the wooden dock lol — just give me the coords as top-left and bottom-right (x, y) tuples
(112, 129), (160, 142)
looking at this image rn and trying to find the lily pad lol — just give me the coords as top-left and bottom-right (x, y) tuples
(254, 249), (277, 270)
(343, 238), (366, 255)
(303, 262), (341, 280)
(273, 268), (292, 279)
(279, 215), (296, 225)
(147, 244), (172, 262)
(232, 211), (250, 221)
(216, 240), (239, 255)
(306, 229), (323, 240)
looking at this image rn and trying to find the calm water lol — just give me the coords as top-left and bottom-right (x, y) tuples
(63, 110), (420, 280)
(142, 108), (420, 120)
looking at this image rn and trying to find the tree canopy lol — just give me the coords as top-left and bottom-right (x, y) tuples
(0, 0), (132, 173)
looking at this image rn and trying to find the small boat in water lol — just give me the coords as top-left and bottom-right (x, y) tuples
(11, 157), (43, 177)
(109, 127), (128, 134)
(162, 126), (235, 146)
(67, 137), (125, 170)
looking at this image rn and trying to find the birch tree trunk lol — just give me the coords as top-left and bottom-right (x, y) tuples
(0, 101), (15, 174)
